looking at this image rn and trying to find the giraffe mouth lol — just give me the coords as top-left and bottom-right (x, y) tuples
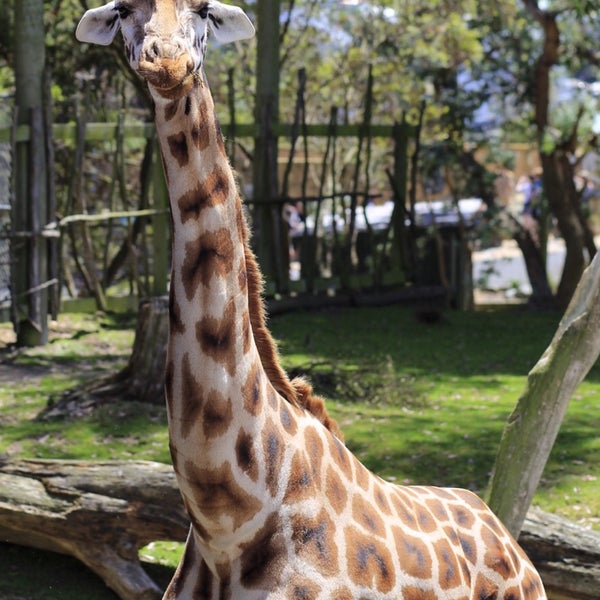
(138, 56), (196, 97)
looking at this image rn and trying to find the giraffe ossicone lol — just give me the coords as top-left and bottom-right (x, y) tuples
(76, 2), (547, 598)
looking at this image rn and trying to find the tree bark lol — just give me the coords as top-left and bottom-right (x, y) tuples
(42, 297), (168, 419)
(13, 0), (50, 345)
(486, 250), (600, 537)
(523, 1), (596, 309)
(0, 458), (188, 600)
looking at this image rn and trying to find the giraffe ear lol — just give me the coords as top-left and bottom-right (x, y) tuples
(76, 1), (121, 46)
(207, 2), (255, 44)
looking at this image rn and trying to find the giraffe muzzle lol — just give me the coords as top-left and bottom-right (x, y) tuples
(138, 43), (195, 93)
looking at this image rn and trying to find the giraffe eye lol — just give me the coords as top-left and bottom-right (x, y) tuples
(115, 3), (132, 19)
(197, 5), (209, 19)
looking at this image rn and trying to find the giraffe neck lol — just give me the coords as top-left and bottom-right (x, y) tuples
(153, 75), (269, 541)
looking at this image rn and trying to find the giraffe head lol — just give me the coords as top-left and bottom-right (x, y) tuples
(76, 1), (254, 97)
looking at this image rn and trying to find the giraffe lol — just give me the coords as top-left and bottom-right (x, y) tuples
(76, 2), (547, 599)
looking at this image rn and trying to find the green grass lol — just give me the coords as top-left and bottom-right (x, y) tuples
(0, 305), (599, 597)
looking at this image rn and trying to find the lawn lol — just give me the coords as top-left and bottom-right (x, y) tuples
(0, 304), (598, 598)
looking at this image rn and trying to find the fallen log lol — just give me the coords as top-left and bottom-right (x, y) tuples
(0, 457), (598, 599)
(0, 457), (188, 600)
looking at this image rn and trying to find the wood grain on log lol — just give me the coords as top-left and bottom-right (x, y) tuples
(0, 458), (188, 599)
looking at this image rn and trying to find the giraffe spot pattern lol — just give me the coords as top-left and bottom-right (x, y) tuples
(182, 228), (234, 300)
(167, 131), (189, 167)
(183, 459), (262, 531)
(304, 426), (324, 487)
(481, 524), (513, 578)
(284, 450), (313, 504)
(352, 494), (386, 536)
(239, 513), (286, 590)
(242, 363), (262, 416)
(328, 434), (353, 481)
(195, 299), (237, 376)
(472, 572), (498, 599)
(190, 97), (210, 150)
(279, 402), (298, 435)
(201, 388), (233, 439)
(168, 285), (185, 334)
(177, 166), (230, 224)
(235, 429), (258, 482)
(291, 509), (339, 577)
(262, 418), (285, 497)
(389, 489), (418, 530)
(179, 352), (205, 439)
(325, 465), (348, 514)
(374, 486), (392, 515)
(286, 575), (322, 600)
(400, 587), (438, 600)
(434, 538), (464, 590)
(458, 533), (478, 565)
(392, 527), (433, 579)
(164, 100), (179, 121)
(345, 526), (395, 592)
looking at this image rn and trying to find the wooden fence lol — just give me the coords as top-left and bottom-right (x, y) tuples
(0, 110), (469, 324)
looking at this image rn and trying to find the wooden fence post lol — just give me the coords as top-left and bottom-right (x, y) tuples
(12, 0), (50, 345)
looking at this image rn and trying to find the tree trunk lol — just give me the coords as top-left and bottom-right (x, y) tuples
(13, 0), (50, 345)
(252, 0), (284, 290)
(486, 250), (600, 537)
(523, 1), (595, 309)
(510, 217), (555, 309)
(42, 297), (168, 419)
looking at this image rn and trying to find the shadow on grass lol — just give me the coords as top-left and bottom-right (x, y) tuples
(0, 543), (175, 600)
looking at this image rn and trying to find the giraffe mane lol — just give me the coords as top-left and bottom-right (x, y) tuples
(241, 222), (343, 441)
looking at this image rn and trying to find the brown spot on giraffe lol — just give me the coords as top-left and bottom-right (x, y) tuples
(239, 513), (286, 590)
(235, 429), (258, 483)
(434, 537), (465, 590)
(291, 509), (339, 577)
(472, 572), (499, 599)
(196, 299), (237, 377)
(286, 575), (322, 600)
(345, 526), (395, 592)
(304, 426), (324, 487)
(482, 524), (513, 579)
(262, 417), (285, 497)
(191, 96), (211, 150)
(458, 533), (478, 565)
(183, 459), (262, 531)
(400, 587), (439, 600)
(167, 131), (189, 167)
(374, 485), (392, 515)
(201, 388), (233, 439)
(279, 401), (298, 435)
(325, 465), (348, 514)
(242, 363), (262, 416)
(355, 460), (371, 492)
(168, 284), (185, 335)
(352, 493), (386, 537)
(389, 489), (418, 531)
(164, 100), (179, 121)
(178, 165), (230, 224)
(292, 509), (338, 577)
(284, 450), (313, 504)
(392, 527), (433, 579)
(182, 228), (234, 301)
(179, 352), (205, 439)
(328, 433), (353, 481)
